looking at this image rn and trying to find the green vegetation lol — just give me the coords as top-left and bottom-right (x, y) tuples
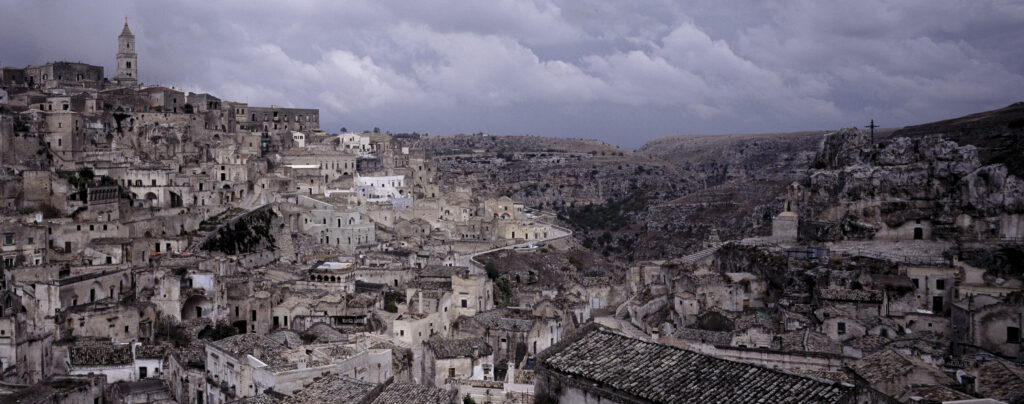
(463, 394), (477, 404)
(207, 322), (239, 341)
(493, 277), (514, 307)
(557, 189), (649, 232)
(568, 256), (584, 270)
(484, 261), (500, 280)
(57, 169), (121, 203)
(383, 290), (405, 313)
(480, 259), (515, 307)
(201, 209), (277, 254)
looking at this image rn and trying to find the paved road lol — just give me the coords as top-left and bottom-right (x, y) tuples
(456, 222), (572, 274)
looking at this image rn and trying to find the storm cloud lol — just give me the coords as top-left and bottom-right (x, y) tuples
(2, 0), (1022, 148)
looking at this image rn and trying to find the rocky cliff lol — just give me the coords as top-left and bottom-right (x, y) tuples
(802, 106), (1024, 241)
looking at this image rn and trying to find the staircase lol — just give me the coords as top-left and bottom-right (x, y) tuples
(274, 220), (297, 263)
(679, 244), (722, 264)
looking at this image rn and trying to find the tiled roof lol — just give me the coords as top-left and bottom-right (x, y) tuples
(135, 344), (169, 359)
(230, 393), (285, 404)
(850, 349), (913, 385)
(70, 343), (132, 366)
(425, 336), (493, 359)
(904, 385), (974, 402)
(268, 329), (304, 348)
(284, 374), (377, 404)
(460, 309), (536, 332)
(543, 328), (856, 403)
(673, 327), (733, 346)
(974, 358), (1024, 402)
(846, 334), (890, 353)
(211, 334), (288, 366)
(818, 288), (882, 303)
(303, 323), (347, 343)
(369, 382), (456, 404)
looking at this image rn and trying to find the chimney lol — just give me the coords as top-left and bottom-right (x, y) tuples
(472, 345), (479, 358)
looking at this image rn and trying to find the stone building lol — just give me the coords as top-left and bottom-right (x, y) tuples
(24, 62), (105, 90)
(114, 21), (138, 88)
(535, 324), (888, 403)
(422, 336), (494, 387)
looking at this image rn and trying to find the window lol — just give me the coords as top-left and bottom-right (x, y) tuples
(936, 279), (945, 290)
(1009, 327), (1021, 344)
(3, 233), (12, 245)
(912, 279), (919, 288)
(448, 368), (455, 378)
(461, 299), (468, 308)
(837, 322), (846, 335)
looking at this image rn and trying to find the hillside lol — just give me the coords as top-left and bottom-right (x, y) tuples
(894, 102), (1024, 177)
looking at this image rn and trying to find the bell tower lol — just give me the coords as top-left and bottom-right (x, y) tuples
(115, 19), (138, 87)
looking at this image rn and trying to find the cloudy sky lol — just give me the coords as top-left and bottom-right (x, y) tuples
(2, 1), (1022, 148)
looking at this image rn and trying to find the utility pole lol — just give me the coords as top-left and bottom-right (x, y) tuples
(865, 119), (878, 146)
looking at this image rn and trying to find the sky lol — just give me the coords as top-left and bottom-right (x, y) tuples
(1, 1), (1022, 149)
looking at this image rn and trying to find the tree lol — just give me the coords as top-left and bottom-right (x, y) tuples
(484, 261), (500, 280)
(373, 127), (380, 133)
(463, 394), (477, 404)
(340, 127), (348, 132)
(208, 322), (239, 341)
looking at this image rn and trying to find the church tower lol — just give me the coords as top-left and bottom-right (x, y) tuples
(114, 20), (138, 87)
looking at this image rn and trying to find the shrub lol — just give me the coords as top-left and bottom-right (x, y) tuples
(484, 261), (500, 280)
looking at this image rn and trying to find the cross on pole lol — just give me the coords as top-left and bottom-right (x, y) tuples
(865, 119), (878, 146)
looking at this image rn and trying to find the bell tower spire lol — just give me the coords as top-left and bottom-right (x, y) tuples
(115, 19), (138, 87)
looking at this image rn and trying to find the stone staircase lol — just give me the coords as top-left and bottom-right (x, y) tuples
(239, 189), (267, 211)
(678, 244), (722, 264)
(273, 218), (297, 263)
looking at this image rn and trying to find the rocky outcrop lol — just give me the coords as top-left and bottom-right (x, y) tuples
(198, 204), (278, 254)
(812, 127), (871, 170)
(802, 124), (1024, 240)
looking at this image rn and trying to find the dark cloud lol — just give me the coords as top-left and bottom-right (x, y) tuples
(1, 0), (1021, 148)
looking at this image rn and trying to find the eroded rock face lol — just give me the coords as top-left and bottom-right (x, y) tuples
(812, 127), (871, 170)
(958, 165), (1024, 216)
(803, 127), (1023, 240)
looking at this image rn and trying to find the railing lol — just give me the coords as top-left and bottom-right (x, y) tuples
(836, 248), (948, 266)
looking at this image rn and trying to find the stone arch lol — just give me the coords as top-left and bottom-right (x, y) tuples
(182, 295), (213, 320)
